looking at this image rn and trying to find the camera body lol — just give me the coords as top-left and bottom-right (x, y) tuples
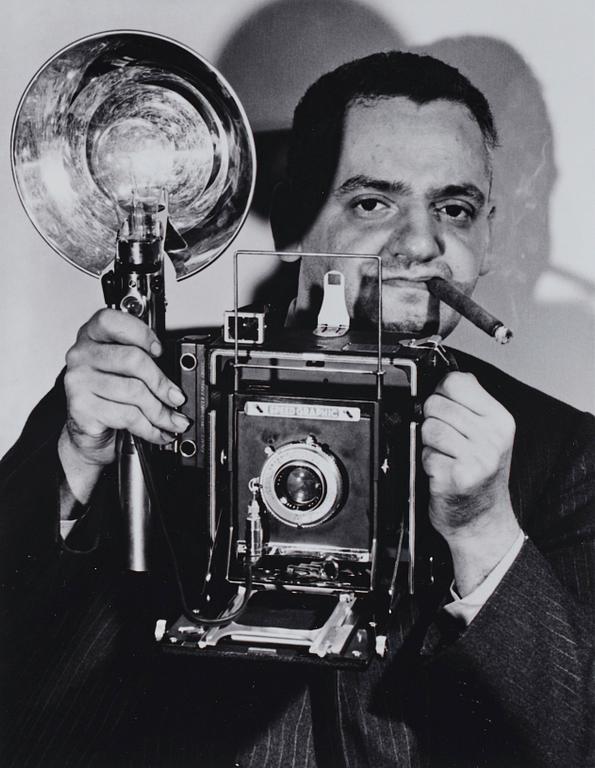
(161, 321), (451, 665)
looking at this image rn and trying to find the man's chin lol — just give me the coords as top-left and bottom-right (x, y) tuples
(354, 289), (441, 336)
(353, 303), (438, 336)
(381, 318), (439, 336)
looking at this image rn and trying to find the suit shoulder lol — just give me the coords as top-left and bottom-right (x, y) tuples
(450, 349), (594, 432)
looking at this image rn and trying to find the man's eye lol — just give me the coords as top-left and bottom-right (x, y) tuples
(351, 197), (389, 216)
(436, 203), (475, 224)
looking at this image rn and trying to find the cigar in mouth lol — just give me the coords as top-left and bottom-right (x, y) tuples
(426, 277), (513, 344)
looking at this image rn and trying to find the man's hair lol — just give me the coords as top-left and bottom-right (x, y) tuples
(278, 51), (497, 245)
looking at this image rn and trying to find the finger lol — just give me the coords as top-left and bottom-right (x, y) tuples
(67, 388), (173, 446)
(94, 398), (176, 445)
(81, 309), (162, 357)
(434, 372), (496, 416)
(421, 446), (455, 480)
(421, 417), (468, 458)
(423, 393), (481, 440)
(69, 343), (184, 408)
(86, 371), (190, 435)
(422, 447), (489, 501)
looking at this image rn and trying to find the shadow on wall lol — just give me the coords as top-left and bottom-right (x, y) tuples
(217, 0), (406, 220)
(419, 36), (595, 408)
(215, 0), (594, 410)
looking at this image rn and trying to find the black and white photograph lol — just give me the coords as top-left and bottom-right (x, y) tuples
(1, 1), (593, 766)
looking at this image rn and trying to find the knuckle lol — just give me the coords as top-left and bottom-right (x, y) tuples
(66, 390), (82, 415)
(423, 394), (440, 417)
(452, 464), (471, 490)
(94, 308), (129, 341)
(125, 376), (144, 401)
(63, 368), (76, 394)
(63, 367), (86, 397)
(127, 346), (145, 371)
(422, 417), (441, 444)
(143, 426), (159, 444)
(65, 343), (82, 369)
(159, 402), (174, 426)
(151, 367), (170, 400)
(145, 398), (167, 427)
(75, 315), (94, 342)
(67, 393), (89, 424)
(150, 426), (169, 445)
(445, 371), (473, 392)
(502, 410), (516, 437)
(476, 462), (495, 485)
(493, 408), (516, 443)
(124, 406), (143, 432)
(89, 308), (109, 336)
(478, 447), (498, 473)
(421, 446), (436, 469)
(455, 456), (484, 486)
(95, 308), (114, 329)
(437, 372), (457, 395)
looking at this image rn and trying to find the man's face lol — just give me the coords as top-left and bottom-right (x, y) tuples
(295, 96), (494, 337)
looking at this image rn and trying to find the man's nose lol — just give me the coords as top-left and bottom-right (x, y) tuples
(387, 206), (444, 265)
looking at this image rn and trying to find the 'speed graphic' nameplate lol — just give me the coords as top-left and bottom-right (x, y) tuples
(244, 402), (361, 421)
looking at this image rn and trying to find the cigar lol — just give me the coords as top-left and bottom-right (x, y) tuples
(426, 277), (513, 344)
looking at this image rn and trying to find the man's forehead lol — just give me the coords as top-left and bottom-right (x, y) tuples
(339, 95), (490, 184)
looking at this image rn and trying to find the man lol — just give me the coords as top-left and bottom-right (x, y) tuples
(1, 52), (593, 768)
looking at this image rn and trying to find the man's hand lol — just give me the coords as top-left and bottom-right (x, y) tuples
(59, 309), (189, 505)
(421, 372), (521, 596)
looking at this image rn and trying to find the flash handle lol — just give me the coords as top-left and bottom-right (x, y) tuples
(119, 433), (152, 572)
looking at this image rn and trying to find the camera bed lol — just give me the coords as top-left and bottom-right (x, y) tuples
(161, 590), (375, 667)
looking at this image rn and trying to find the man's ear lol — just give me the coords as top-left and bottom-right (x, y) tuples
(479, 203), (496, 276)
(270, 180), (302, 261)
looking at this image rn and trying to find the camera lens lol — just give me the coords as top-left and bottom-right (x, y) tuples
(275, 463), (325, 511)
(259, 438), (344, 527)
(286, 466), (321, 505)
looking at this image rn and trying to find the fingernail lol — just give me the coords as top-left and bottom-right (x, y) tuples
(151, 340), (162, 357)
(169, 387), (186, 406)
(172, 413), (191, 432)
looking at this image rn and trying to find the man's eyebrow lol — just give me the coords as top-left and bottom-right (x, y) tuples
(429, 184), (486, 208)
(334, 177), (486, 208)
(334, 175), (412, 196)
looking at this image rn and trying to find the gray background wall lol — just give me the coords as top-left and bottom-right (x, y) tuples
(1, 0), (593, 457)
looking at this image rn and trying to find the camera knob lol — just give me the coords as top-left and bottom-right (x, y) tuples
(179, 439), (197, 458)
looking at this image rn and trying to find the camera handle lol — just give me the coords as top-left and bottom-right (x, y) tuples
(101, 194), (168, 572)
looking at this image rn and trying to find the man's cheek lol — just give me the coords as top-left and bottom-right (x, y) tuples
(444, 231), (488, 276)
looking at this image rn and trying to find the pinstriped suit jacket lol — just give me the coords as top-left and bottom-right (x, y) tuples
(1, 350), (593, 768)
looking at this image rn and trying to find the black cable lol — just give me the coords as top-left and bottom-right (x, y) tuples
(133, 435), (253, 626)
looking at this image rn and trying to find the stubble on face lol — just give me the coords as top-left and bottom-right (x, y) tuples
(294, 96), (493, 337)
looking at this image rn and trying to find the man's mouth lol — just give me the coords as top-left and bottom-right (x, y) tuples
(381, 276), (433, 290)
(360, 267), (449, 286)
